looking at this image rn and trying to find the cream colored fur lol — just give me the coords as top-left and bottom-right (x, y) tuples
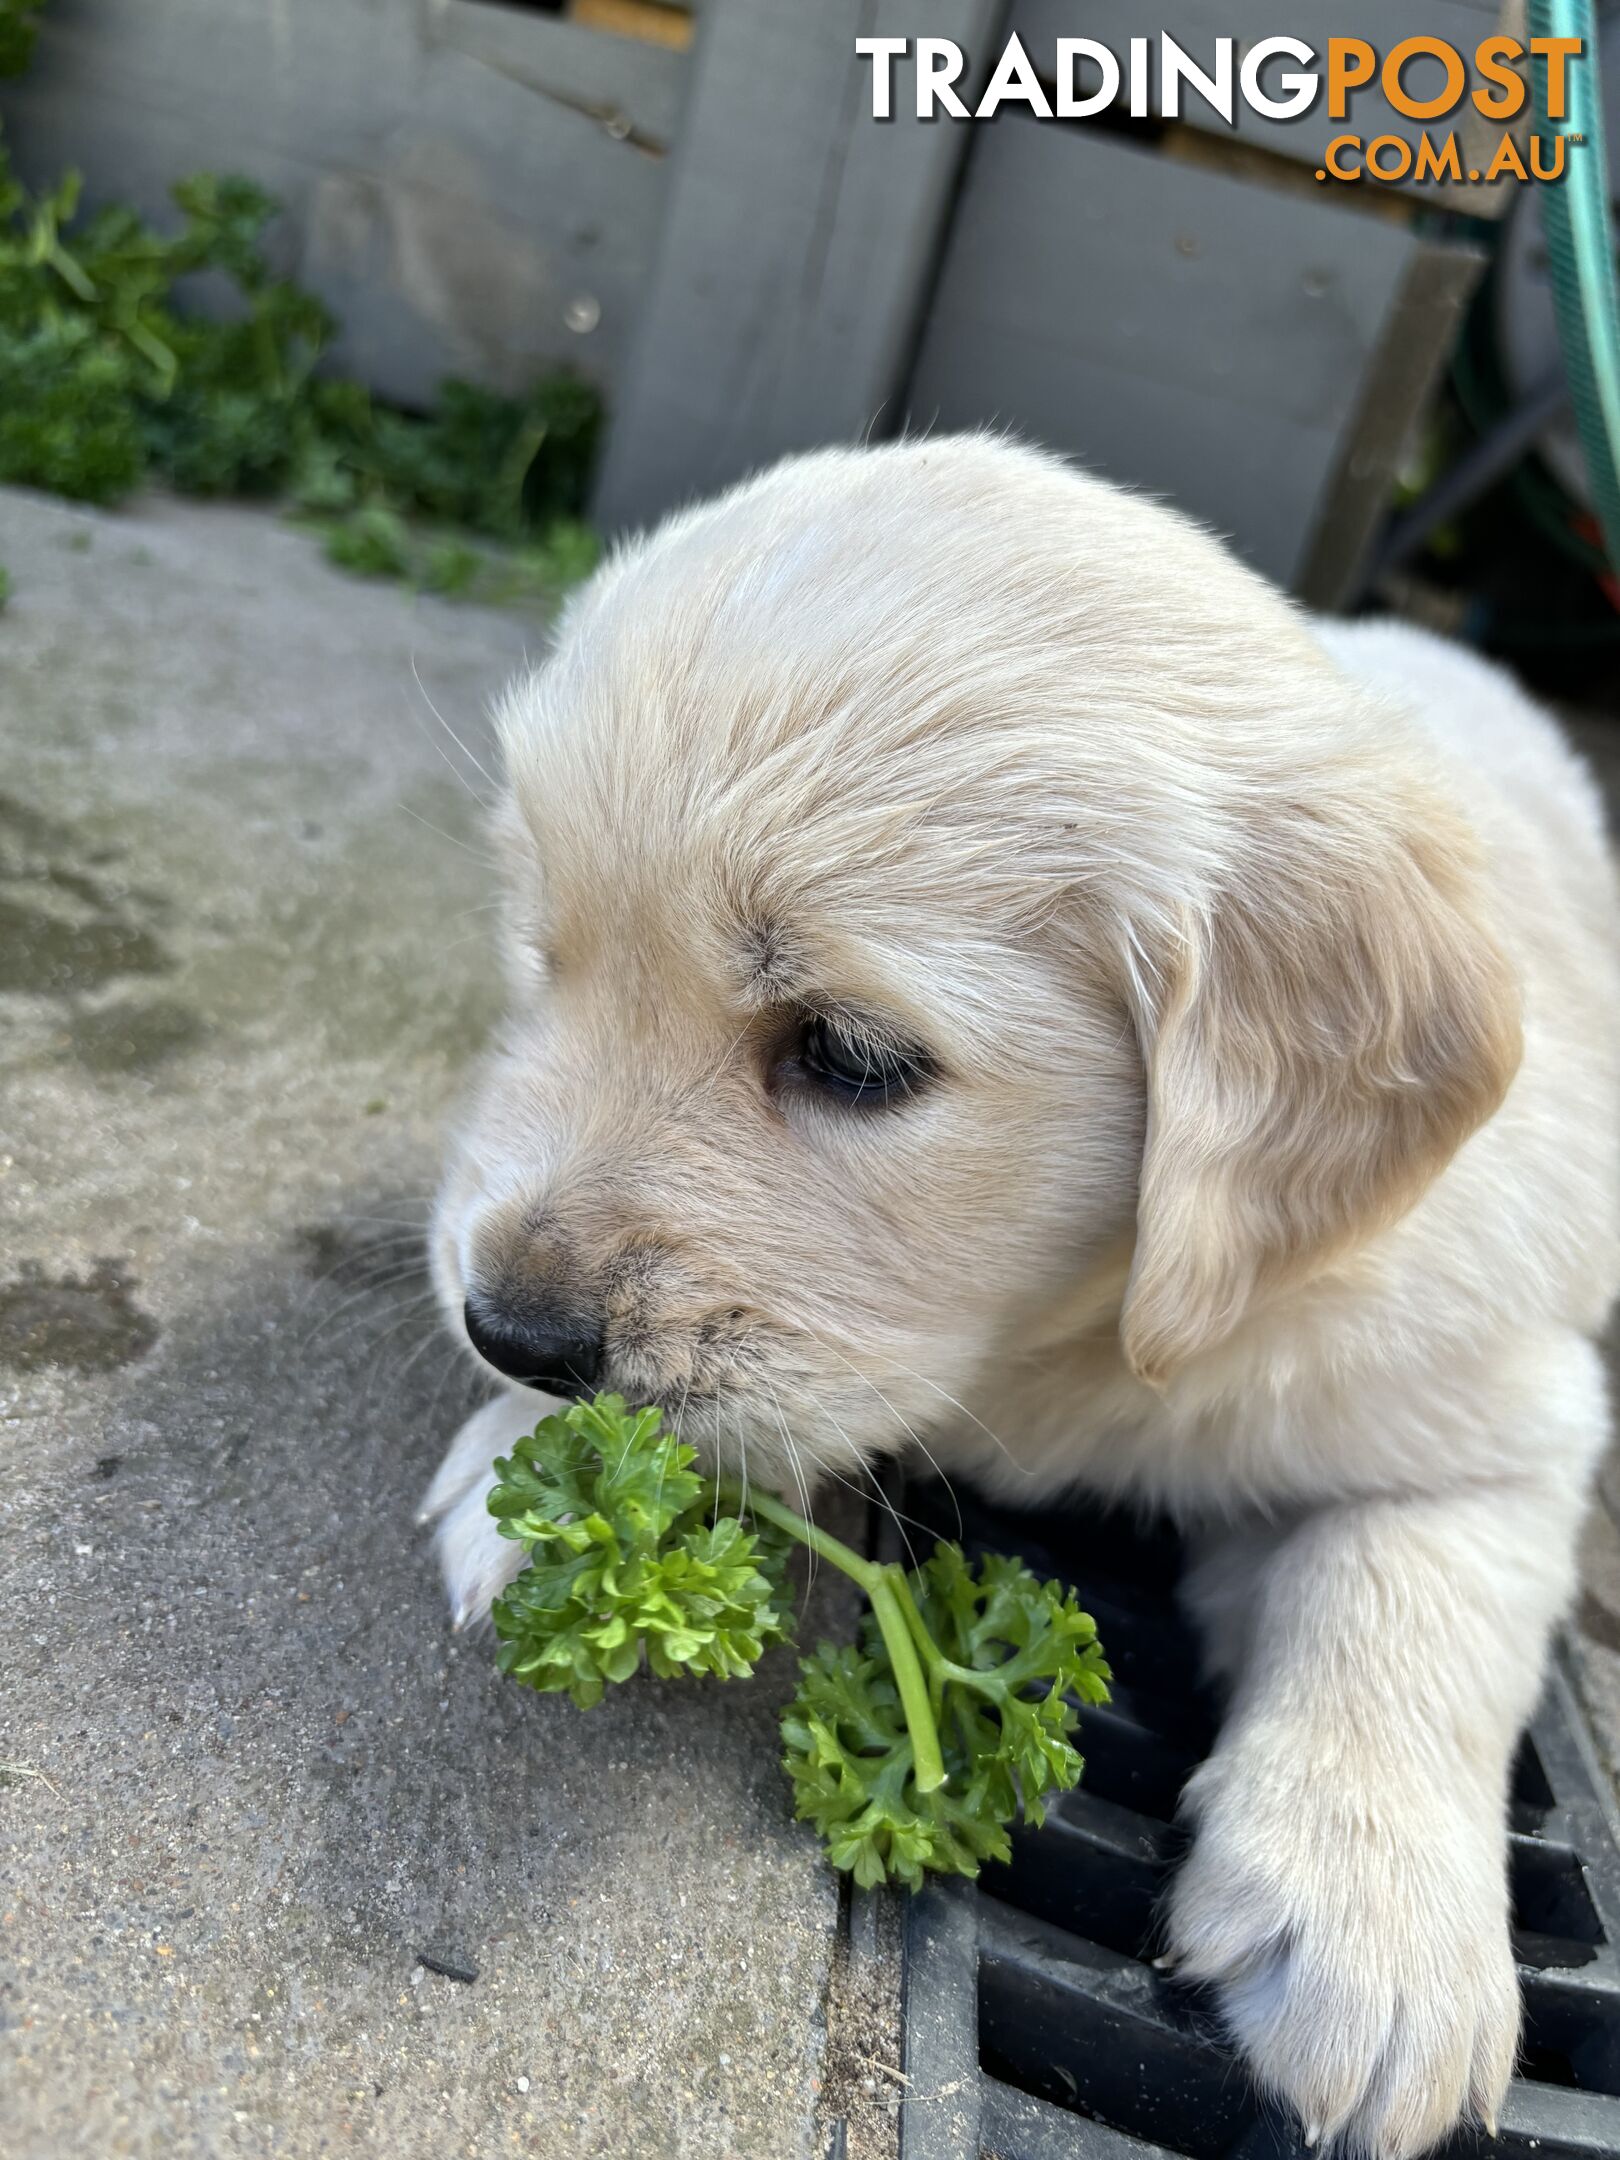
(421, 437), (1620, 2158)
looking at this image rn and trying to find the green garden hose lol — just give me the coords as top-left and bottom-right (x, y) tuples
(1530, 0), (1620, 574)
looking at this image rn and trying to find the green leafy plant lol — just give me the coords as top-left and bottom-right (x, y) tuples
(490, 1394), (1111, 1890)
(0, 122), (601, 599)
(0, 0), (43, 80)
(321, 503), (414, 582)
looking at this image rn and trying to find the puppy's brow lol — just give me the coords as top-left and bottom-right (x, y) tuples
(739, 917), (803, 1005)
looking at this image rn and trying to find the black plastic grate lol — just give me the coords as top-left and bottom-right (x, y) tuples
(894, 1476), (1620, 2160)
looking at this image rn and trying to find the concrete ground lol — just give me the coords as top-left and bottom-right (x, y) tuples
(0, 488), (856, 2160)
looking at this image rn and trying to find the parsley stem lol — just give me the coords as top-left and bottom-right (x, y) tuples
(717, 1482), (948, 1795)
(718, 1483), (878, 1589)
(866, 1575), (947, 1793)
(888, 1563), (946, 1720)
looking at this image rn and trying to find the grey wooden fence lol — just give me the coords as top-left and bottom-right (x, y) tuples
(3, 0), (694, 408)
(4, 0), (1513, 599)
(596, 0), (1507, 602)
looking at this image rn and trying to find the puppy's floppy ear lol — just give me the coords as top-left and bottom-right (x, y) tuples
(1118, 793), (1522, 1386)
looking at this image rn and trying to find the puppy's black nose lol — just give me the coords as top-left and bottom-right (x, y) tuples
(463, 1297), (602, 1399)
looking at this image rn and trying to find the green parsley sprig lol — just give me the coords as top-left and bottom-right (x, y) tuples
(488, 1393), (1111, 1890)
(488, 1395), (796, 1706)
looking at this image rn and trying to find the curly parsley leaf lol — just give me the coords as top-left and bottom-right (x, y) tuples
(487, 1395), (796, 1709)
(781, 1638), (1017, 1890)
(781, 1544), (1111, 1889)
(915, 1542), (1111, 1829)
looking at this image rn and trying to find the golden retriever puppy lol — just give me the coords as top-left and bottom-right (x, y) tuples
(420, 436), (1620, 2158)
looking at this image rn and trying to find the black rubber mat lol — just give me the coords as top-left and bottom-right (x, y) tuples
(892, 1475), (1620, 2160)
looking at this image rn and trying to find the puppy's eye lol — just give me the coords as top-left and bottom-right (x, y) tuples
(797, 1015), (931, 1107)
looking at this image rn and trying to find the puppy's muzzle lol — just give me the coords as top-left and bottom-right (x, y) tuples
(463, 1294), (602, 1400)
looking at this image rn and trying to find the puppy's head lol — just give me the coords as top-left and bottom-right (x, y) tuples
(433, 438), (1519, 1486)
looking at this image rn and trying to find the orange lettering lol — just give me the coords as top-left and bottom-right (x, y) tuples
(1383, 36), (1466, 120)
(1529, 37), (1582, 119)
(1328, 39), (1376, 119)
(1472, 37), (1526, 120)
(1324, 134), (1363, 180)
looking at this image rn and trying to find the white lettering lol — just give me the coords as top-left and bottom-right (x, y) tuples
(1055, 38), (1121, 118)
(854, 36), (909, 121)
(1240, 37), (1318, 120)
(975, 31), (1054, 119)
(1161, 36), (1236, 124)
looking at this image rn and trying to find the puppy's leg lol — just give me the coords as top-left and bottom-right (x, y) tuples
(419, 1387), (558, 1629)
(1169, 1340), (1604, 2160)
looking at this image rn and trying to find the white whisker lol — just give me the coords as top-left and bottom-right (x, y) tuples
(411, 655), (502, 796)
(799, 1329), (965, 1544)
(762, 1375), (817, 1595)
(860, 1347), (1034, 1479)
(396, 802), (499, 869)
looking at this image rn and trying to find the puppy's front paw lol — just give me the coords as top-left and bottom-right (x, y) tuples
(418, 1389), (559, 1630)
(1167, 1739), (1518, 2160)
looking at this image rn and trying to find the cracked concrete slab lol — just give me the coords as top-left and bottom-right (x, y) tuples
(0, 487), (845, 2160)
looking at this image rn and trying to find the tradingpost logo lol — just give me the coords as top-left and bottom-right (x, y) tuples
(856, 32), (1586, 186)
